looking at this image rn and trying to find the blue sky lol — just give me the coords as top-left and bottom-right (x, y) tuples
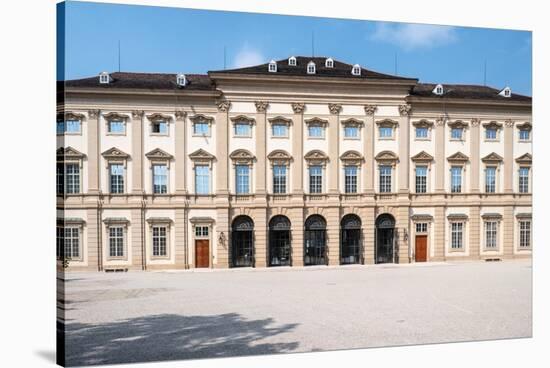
(59, 1), (532, 95)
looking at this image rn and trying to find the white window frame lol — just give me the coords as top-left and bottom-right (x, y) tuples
(235, 164), (251, 194)
(288, 56), (297, 66)
(109, 163), (125, 194)
(307, 62), (316, 74)
(325, 58), (334, 68)
(379, 165), (392, 193)
(152, 225), (169, 258)
(272, 164), (288, 194)
(268, 61), (277, 73)
(108, 225), (126, 259)
(351, 64), (361, 76)
(415, 165), (428, 194)
(484, 165), (497, 193)
(344, 165), (358, 194)
(194, 164), (211, 195)
(308, 165), (323, 194)
(484, 221), (499, 250)
(518, 166), (530, 193)
(450, 222), (464, 250)
(518, 219), (532, 249)
(450, 165), (463, 193)
(152, 164), (169, 194)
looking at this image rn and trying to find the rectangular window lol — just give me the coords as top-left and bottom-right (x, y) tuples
(519, 129), (530, 141)
(485, 221), (498, 249)
(65, 120), (81, 134)
(379, 127), (393, 138)
(195, 226), (209, 237)
(56, 226), (63, 258)
(109, 226), (124, 257)
(195, 165), (210, 194)
(272, 123), (288, 137)
(152, 226), (167, 256)
(485, 167), (496, 193)
(56, 121), (64, 135)
(415, 166), (427, 193)
(416, 223), (428, 233)
(519, 167), (529, 193)
(56, 163), (64, 194)
(309, 165), (322, 193)
(273, 165), (287, 194)
(65, 164), (80, 194)
(108, 120), (125, 134)
(64, 227), (80, 258)
(193, 122), (209, 136)
(152, 121), (168, 134)
(236, 165), (250, 194)
(486, 128), (497, 140)
(109, 164), (124, 194)
(234, 123), (251, 136)
(308, 125), (323, 138)
(450, 166), (462, 193)
(451, 128), (463, 140)
(152, 164), (168, 194)
(451, 222), (463, 249)
(344, 126), (359, 138)
(344, 166), (358, 193)
(519, 220), (531, 248)
(416, 127), (428, 139)
(379, 165), (392, 193)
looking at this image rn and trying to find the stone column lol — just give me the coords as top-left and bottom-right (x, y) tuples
(215, 100), (231, 268)
(131, 110), (144, 194)
(503, 120), (515, 193)
(398, 105), (411, 193)
(87, 109), (100, 194)
(469, 206), (480, 259)
(433, 206), (446, 261)
(328, 104), (341, 194)
(435, 117), (446, 193)
(470, 118), (481, 193)
(364, 105), (377, 193)
(291, 103), (305, 196)
(174, 110), (187, 194)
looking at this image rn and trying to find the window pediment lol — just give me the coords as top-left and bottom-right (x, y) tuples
(376, 119), (398, 128)
(57, 146), (85, 160)
(65, 112), (85, 121)
(146, 217), (173, 225)
(103, 217), (130, 225)
(145, 148), (173, 160)
(230, 115), (255, 125)
(230, 149), (255, 164)
(481, 213), (503, 220)
(147, 113), (172, 122)
(268, 116), (293, 126)
(103, 112), (129, 121)
(483, 121), (503, 129)
(516, 213), (532, 219)
(340, 150), (364, 164)
(515, 153), (532, 164)
(304, 150), (328, 165)
(188, 149), (215, 161)
(448, 120), (468, 129)
(341, 118), (364, 127)
(189, 114), (214, 124)
(305, 117), (328, 127)
(516, 122), (532, 131)
(411, 214), (434, 222)
(57, 217), (86, 226)
(447, 214), (469, 221)
(481, 152), (503, 163)
(447, 151), (469, 162)
(267, 150), (292, 162)
(412, 119), (434, 128)
(102, 147), (130, 160)
(411, 151), (434, 162)
(375, 150), (398, 162)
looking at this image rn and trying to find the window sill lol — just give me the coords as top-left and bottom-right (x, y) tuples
(192, 134), (211, 138)
(415, 137), (431, 141)
(484, 139), (500, 143)
(150, 133), (169, 137)
(307, 136), (325, 140)
(343, 137), (360, 140)
(448, 247), (465, 253)
(271, 135), (289, 139)
(107, 256), (127, 261)
(450, 138), (465, 142)
(233, 135), (253, 138)
(378, 137), (394, 141)
(106, 132), (126, 136)
(151, 255), (170, 260)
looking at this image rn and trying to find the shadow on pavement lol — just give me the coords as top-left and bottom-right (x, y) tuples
(62, 313), (300, 366)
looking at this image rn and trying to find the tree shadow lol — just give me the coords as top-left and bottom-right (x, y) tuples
(61, 313), (300, 366)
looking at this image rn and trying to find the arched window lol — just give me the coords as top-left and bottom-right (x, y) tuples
(269, 216), (291, 266)
(341, 214), (362, 264)
(231, 216), (254, 267)
(304, 215), (327, 265)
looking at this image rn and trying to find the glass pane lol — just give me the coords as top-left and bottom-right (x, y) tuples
(65, 120), (81, 133)
(308, 125), (323, 137)
(235, 123), (251, 136)
(109, 120), (125, 133)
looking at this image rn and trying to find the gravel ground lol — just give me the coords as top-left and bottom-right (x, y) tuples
(60, 260), (532, 366)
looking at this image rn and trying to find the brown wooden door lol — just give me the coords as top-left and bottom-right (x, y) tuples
(195, 240), (210, 268)
(415, 235), (428, 262)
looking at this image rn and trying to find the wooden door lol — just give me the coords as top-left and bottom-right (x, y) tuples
(415, 235), (427, 262)
(195, 240), (210, 268)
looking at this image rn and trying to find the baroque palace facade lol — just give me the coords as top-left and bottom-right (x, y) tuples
(57, 56), (532, 271)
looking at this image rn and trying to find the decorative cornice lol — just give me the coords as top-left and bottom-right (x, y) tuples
(340, 150), (364, 163)
(516, 213), (532, 219)
(254, 101), (269, 113)
(341, 118), (364, 127)
(375, 150), (398, 162)
(482, 121), (503, 129)
(447, 214), (469, 220)
(146, 217), (173, 224)
(411, 151), (434, 162)
(64, 112), (85, 121)
(398, 104), (412, 116)
(505, 119), (514, 128)
(447, 151), (469, 162)
(448, 120), (469, 129)
(516, 122), (532, 131)
(131, 110), (144, 119)
(435, 116), (446, 126)
(217, 100), (231, 112)
(189, 114), (214, 123)
(229, 149), (256, 162)
(103, 112), (129, 121)
(189, 217), (216, 224)
(412, 119), (434, 128)
(146, 113), (172, 122)
(145, 148), (173, 160)
(305, 117), (329, 127)
(88, 109), (100, 119)
(411, 214), (434, 222)
(364, 104), (377, 115)
(175, 110), (187, 121)
(267, 150), (292, 162)
(291, 102), (305, 114)
(57, 146), (86, 159)
(481, 152), (504, 163)
(103, 217), (130, 225)
(188, 148), (215, 161)
(515, 153), (532, 164)
(481, 213), (503, 220)
(57, 217), (86, 225)
(268, 116), (293, 125)
(328, 103), (342, 115)
(375, 119), (399, 128)
(304, 149), (329, 162)
(230, 115), (255, 125)
(471, 118), (481, 127)
(102, 147), (130, 160)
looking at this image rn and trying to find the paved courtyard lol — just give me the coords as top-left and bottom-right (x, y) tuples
(60, 260), (532, 366)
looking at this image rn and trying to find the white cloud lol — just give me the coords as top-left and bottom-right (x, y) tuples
(232, 44), (265, 68)
(370, 23), (458, 50)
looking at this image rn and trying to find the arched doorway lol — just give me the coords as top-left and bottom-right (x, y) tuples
(231, 215), (254, 267)
(304, 215), (327, 266)
(376, 214), (395, 264)
(341, 214), (362, 265)
(268, 215), (291, 266)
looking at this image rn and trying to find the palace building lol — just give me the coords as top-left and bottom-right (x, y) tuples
(57, 56), (532, 271)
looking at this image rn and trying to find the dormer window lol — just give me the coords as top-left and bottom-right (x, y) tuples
(499, 87), (512, 98)
(99, 72), (110, 84)
(288, 56), (296, 66)
(351, 64), (361, 76)
(433, 84), (444, 96)
(176, 73), (187, 87)
(268, 60), (277, 73)
(325, 58), (334, 68)
(307, 61), (316, 74)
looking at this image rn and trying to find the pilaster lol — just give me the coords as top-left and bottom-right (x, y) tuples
(328, 103), (341, 195)
(503, 206), (514, 257)
(364, 105), (376, 193)
(326, 207), (340, 265)
(174, 110), (187, 195)
(86, 208), (100, 271)
(435, 117), (446, 193)
(362, 206), (376, 264)
(131, 110), (144, 194)
(253, 207), (268, 267)
(254, 101), (268, 197)
(503, 119), (514, 193)
(174, 208), (187, 268)
(398, 104), (411, 194)
(291, 103), (305, 196)
(470, 118), (481, 193)
(87, 109), (100, 194)
(215, 100), (231, 195)
(290, 207), (304, 266)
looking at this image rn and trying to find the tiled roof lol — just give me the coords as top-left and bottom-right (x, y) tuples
(63, 72), (215, 91)
(210, 56), (417, 81)
(411, 83), (531, 102)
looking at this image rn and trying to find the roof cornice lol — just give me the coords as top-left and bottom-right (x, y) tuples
(64, 87), (221, 97)
(406, 95), (531, 107)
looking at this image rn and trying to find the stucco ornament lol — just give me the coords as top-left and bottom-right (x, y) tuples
(175, 110), (187, 120)
(217, 100), (231, 112)
(398, 104), (412, 116)
(328, 103), (342, 114)
(364, 105), (378, 115)
(254, 101), (269, 113)
(291, 103), (305, 113)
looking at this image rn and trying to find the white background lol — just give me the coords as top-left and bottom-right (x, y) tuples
(0, 0), (547, 367)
